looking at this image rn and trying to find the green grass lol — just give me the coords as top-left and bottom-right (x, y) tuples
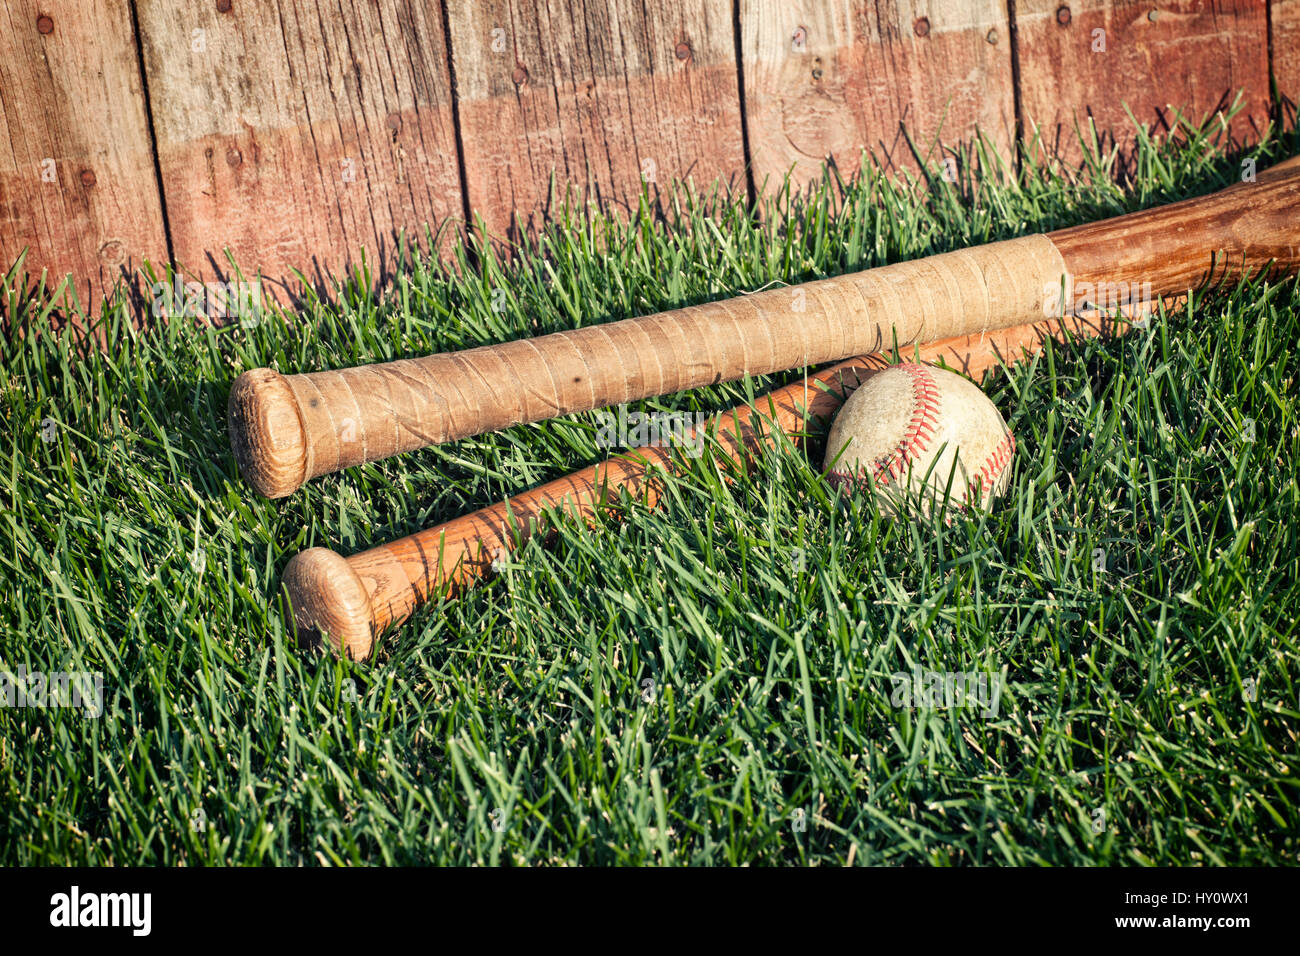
(2, 112), (1298, 865)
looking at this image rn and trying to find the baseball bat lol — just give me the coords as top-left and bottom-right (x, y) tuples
(230, 156), (1300, 499)
(282, 309), (1137, 659)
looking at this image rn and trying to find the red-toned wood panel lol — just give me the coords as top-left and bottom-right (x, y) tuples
(136, 0), (464, 296)
(1275, 0), (1300, 125)
(0, 1), (168, 313)
(1016, 0), (1271, 171)
(740, 1), (1016, 189)
(448, 0), (746, 242)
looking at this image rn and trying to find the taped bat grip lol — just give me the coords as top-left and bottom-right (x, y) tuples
(228, 363), (415, 498)
(228, 368), (310, 499)
(228, 354), (476, 497)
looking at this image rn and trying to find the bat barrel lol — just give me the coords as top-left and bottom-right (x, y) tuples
(1047, 155), (1300, 295)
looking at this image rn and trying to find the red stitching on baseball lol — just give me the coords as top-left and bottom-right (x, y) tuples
(960, 430), (1015, 505)
(828, 362), (942, 491)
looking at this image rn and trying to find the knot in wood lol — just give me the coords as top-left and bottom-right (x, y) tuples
(98, 239), (125, 264)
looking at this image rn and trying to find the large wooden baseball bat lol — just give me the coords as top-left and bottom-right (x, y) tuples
(230, 157), (1300, 499)
(282, 310), (1139, 659)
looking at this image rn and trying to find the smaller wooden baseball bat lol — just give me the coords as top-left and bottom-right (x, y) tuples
(282, 310), (1130, 659)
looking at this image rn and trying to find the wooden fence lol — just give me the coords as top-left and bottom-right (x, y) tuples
(1, 0), (1296, 314)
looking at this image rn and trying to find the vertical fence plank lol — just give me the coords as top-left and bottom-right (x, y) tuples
(1276, 0), (1300, 124)
(448, 0), (746, 241)
(740, 1), (1016, 192)
(136, 0), (464, 299)
(0, 1), (168, 314)
(1016, 1), (1271, 172)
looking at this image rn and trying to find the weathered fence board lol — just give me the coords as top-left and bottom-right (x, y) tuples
(136, 0), (464, 296)
(740, 1), (1016, 191)
(0, 1), (168, 312)
(448, 0), (746, 241)
(1016, 0), (1271, 171)
(1276, 0), (1300, 122)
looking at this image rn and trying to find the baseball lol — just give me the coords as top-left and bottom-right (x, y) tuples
(823, 363), (1015, 515)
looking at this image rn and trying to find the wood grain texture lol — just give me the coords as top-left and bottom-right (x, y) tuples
(136, 0), (464, 295)
(1016, 0), (1271, 172)
(1047, 153), (1300, 290)
(739, 0), (1016, 190)
(0, 1), (168, 314)
(282, 310), (1128, 659)
(448, 0), (745, 241)
(1276, 0), (1300, 124)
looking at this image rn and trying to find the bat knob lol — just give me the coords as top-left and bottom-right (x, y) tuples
(228, 368), (309, 498)
(281, 548), (376, 660)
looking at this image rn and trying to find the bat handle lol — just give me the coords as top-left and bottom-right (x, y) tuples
(279, 476), (606, 658)
(228, 369), (311, 498)
(281, 547), (377, 660)
(281, 497), (524, 658)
